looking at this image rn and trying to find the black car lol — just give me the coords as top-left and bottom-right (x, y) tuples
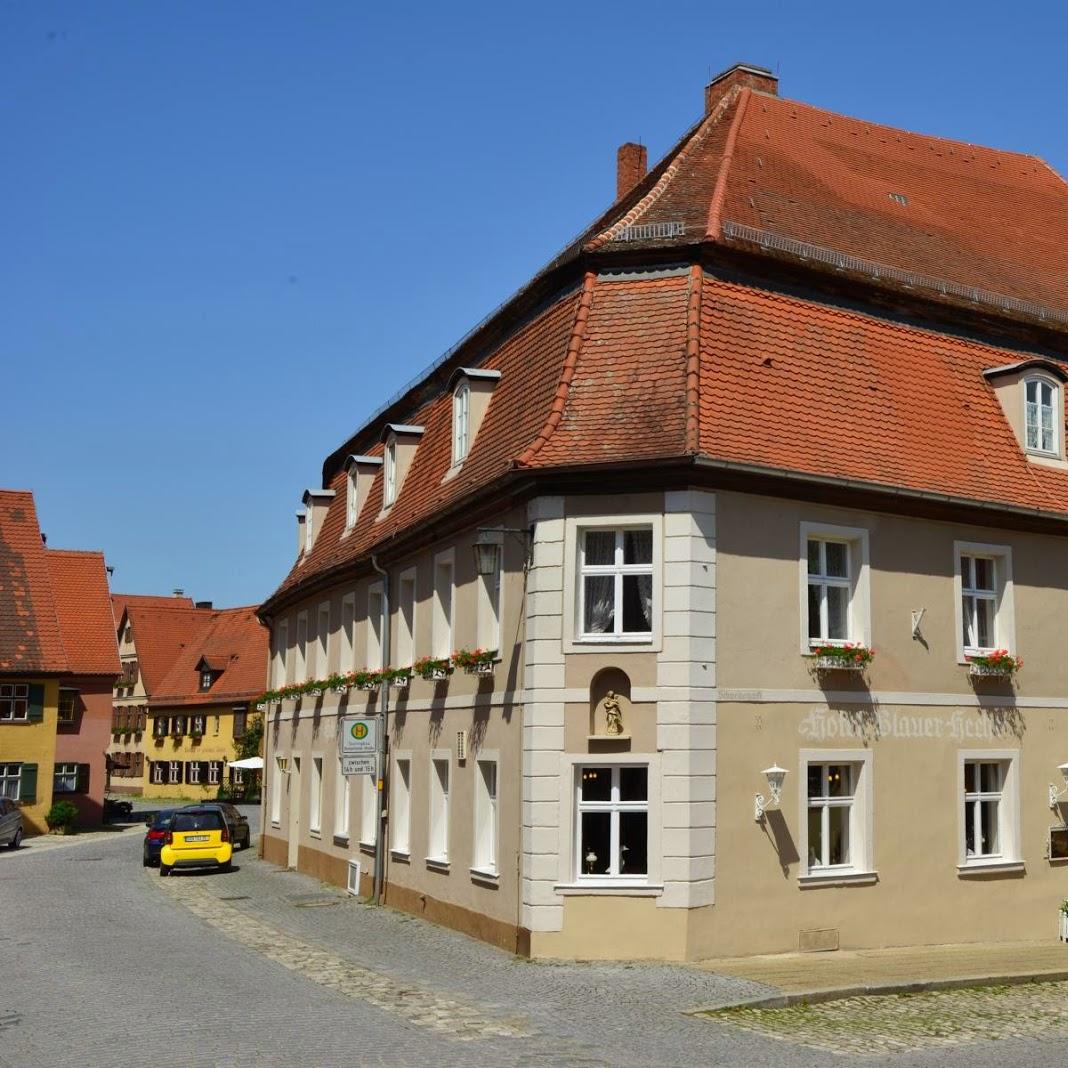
(142, 809), (178, 867)
(180, 802), (251, 850)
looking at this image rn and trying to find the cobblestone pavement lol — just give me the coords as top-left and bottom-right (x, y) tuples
(7, 830), (1068, 1067)
(708, 982), (1068, 1056)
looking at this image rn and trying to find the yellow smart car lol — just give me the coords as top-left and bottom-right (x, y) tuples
(159, 808), (233, 876)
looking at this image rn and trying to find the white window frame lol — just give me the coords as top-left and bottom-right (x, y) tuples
(271, 761), (283, 825)
(303, 510), (313, 555)
(309, 755), (323, 836)
(295, 611), (308, 682)
(1023, 374), (1060, 457)
(151, 762), (165, 786)
(432, 550), (454, 660)
(396, 567), (417, 668)
(383, 435), (398, 508)
(168, 761), (182, 786)
(573, 763), (650, 885)
(798, 750), (875, 883)
(563, 514), (663, 653)
(452, 381), (470, 466)
(958, 750), (1021, 872)
(360, 770), (377, 847)
(340, 593), (356, 674)
(798, 522), (871, 654)
(0, 683), (29, 722)
(346, 468), (359, 529)
(53, 762), (79, 794)
(58, 688), (77, 723)
(476, 532), (503, 653)
(366, 582), (384, 672)
(953, 542), (1014, 663)
(0, 764), (19, 800)
(391, 753), (412, 857)
(208, 761), (221, 786)
(427, 751), (450, 865)
(334, 756), (350, 840)
(187, 761), (202, 785)
(472, 753), (499, 877)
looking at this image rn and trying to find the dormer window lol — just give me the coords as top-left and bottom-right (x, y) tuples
(300, 488), (336, 554)
(200, 670), (213, 691)
(304, 512), (314, 554)
(346, 468), (358, 529)
(1025, 377), (1057, 455)
(384, 435), (398, 507)
(452, 382), (470, 465)
(343, 455), (382, 532)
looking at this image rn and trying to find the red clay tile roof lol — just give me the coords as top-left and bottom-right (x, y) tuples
(112, 593), (194, 629)
(0, 490), (68, 674)
(46, 550), (120, 676)
(149, 606), (267, 708)
(126, 604), (215, 694)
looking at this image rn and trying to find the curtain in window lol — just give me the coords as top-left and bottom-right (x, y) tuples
(584, 576), (615, 634)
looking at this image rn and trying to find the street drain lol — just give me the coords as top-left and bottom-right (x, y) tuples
(218, 895), (251, 901)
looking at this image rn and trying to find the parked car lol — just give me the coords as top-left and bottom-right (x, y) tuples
(0, 799), (23, 849)
(159, 808), (233, 877)
(104, 796), (134, 822)
(181, 802), (250, 850)
(142, 809), (178, 867)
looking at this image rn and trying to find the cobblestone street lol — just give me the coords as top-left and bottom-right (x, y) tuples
(7, 826), (1068, 1067)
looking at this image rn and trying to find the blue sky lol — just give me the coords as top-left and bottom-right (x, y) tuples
(3, 2), (1065, 607)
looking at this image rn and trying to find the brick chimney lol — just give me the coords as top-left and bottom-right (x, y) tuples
(616, 142), (648, 201)
(704, 62), (778, 115)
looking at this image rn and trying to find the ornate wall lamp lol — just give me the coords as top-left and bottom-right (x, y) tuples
(473, 526), (533, 575)
(755, 764), (788, 823)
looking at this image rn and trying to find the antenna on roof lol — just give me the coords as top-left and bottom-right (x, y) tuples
(106, 566), (114, 576)
(173, 588), (185, 597)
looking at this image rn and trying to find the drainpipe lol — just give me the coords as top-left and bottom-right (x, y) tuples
(370, 552), (390, 905)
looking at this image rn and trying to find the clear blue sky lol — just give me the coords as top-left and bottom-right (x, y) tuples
(3, 2), (1065, 607)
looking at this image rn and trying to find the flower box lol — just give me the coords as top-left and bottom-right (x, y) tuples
(355, 680), (380, 692)
(389, 674), (411, 690)
(331, 684), (349, 695)
(969, 663), (1015, 678)
(309, 688), (323, 698)
(813, 655), (865, 672)
(967, 650), (1021, 678)
(414, 657), (453, 682)
(464, 660), (497, 678)
(256, 703), (267, 711)
(452, 649), (499, 676)
(810, 643), (874, 671)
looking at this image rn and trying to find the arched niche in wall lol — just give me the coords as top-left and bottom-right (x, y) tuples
(589, 667), (632, 737)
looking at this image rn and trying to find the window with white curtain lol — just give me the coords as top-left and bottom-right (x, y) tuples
(578, 528), (653, 639)
(392, 757), (411, 855)
(473, 759), (498, 874)
(428, 756), (450, 862)
(959, 751), (1019, 869)
(1024, 377), (1057, 454)
(960, 554), (997, 652)
(452, 382), (470, 465)
(346, 468), (359, 529)
(806, 538), (851, 643)
(383, 436), (397, 507)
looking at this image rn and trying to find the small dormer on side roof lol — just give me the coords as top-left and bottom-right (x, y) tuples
(445, 367), (502, 477)
(299, 488), (336, 558)
(984, 358), (1068, 469)
(379, 423), (425, 514)
(343, 454), (383, 533)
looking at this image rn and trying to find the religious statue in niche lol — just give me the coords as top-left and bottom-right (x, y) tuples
(602, 690), (624, 735)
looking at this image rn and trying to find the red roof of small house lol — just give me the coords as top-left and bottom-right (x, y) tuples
(0, 490), (68, 674)
(125, 603), (215, 693)
(112, 593), (194, 630)
(46, 550), (121, 677)
(149, 606), (268, 708)
(261, 68), (1068, 614)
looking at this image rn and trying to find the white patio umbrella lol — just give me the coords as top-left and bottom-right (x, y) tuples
(228, 756), (264, 770)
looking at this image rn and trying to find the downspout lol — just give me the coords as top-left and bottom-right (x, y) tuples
(370, 552), (390, 905)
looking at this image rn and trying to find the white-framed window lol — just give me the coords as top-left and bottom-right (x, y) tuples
(383, 436), (398, 508)
(361, 771), (377, 846)
(578, 528), (653, 640)
(432, 551), (454, 659)
(295, 611), (308, 681)
(275, 619), (289, 687)
(310, 756), (323, 834)
(798, 749), (874, 881)
(799, 523), (871, 652)
(473, 758), (499, 875)
(1024, 376), (1058, 455)
(151, 762), (165, 786)
(392, 756), (411, 855)
(958, 751), (1020, 870)
(271, 762), (283, 824)
(188, 761), (202, 785)
(191, 714), (205, 735)
(53, 763), (79, 793)
(397, 568), (417, 667)
(315, 601), (331, 678)
(576, 765), (648, 881)
(340, 593), (356, 674)
(0, 683), (29, 721)
(346, 468), (359, 529)
(334, 757), (350, 840)
(452, 382), (470, 466)
(367, 582), (384, 671)
(58, 688), (77, 723)
(208, 761), (221, 786)
(303, 510), (313, 555)
(0, 764), (20, 799)
(168, 761), (182, 785)
(476, 534), (502, 653)
(428, 754), (450, 863)
(954, 542), (1014, 661)
(200, 670), (213, 691)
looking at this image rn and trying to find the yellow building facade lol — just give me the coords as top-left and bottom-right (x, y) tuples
(0, 679), (59, 835)
(143, 706), (251, 801)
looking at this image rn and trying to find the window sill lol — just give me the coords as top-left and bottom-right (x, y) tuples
(957, 859), (1025, 876)
(799, 870), (878, 888)
(358, 840), (376, 856)
(470, 867), (499, 887)
(332, 835), (350, 848)
(271, 821), (281, 829)
(309, 829), (321, 840)
(425, 857), (450, 873)
(573, 635), (653, 646)
(390, 848), (410, 863)
(554, 882), (662, 896)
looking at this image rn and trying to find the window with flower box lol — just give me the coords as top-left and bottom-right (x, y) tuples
(799, 523), (871, 654)
(954, 542), (1014, 662)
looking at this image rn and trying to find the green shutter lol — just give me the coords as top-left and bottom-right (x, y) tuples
(27, 684), (45, 723)
(19, 763), (38, 803)
(76, 764), (90, 794)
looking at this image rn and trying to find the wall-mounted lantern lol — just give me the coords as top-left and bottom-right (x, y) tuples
(755, 764), (788, 822)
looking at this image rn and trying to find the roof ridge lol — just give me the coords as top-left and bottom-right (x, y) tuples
(685, 264), (703, 454)
(46, 547), (105, 558)
(585, 87), (744, 252)
(706, 86), (751, 241)
(516, 273), (596, 466)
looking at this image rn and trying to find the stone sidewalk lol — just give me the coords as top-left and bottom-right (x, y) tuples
(0, 822), (144, 856)
(695, 939), (1068, 1007)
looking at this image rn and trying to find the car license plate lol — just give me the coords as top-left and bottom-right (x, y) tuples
(185, 834), (209, 842)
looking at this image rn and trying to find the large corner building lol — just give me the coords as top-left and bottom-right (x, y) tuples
(258, 64), (1068, 959)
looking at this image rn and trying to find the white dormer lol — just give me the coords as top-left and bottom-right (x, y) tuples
(378, 424), (425, 514)
(300, 488), (336, 556)
(446, 367), (501, 477)
(343, 454), (383, 532)
(984, 358), (1068, 469)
